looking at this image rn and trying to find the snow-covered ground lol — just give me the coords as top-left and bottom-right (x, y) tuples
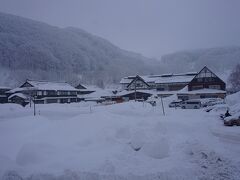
(0, 97), (240, 180)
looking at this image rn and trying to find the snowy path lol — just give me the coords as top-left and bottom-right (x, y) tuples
(0, 102), (240, 179)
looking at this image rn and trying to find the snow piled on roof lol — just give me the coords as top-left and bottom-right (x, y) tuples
(79, 89), (114, 99)
(155, 75), (194, 84)
(8, 93), (29, 100)
(116, 90), (157, 96)
(119, 78), (133, 84)
(0, 86), (11, 90)
(26, 80), (77, 91)
(120, 73), (196, 85)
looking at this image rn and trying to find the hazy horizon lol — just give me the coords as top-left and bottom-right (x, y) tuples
(0, 0), (240, 58)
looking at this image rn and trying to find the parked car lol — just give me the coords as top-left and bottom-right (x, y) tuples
(224, 118), (240, 126)
(205, 104), (229, 113)
(224, 113), (240, 126)
(168, 100), (182, 108)
(181, 100), (201, 109)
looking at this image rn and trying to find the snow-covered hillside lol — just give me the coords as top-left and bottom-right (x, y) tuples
(0, 100), (240, 179)
(160, 47), (240, 81)
(0, 12), (161, 87)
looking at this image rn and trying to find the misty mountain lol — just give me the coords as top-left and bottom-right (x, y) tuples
(1, 12), (239, 88)
(160, 47), (240, 79)
(0, 12), (161, 87)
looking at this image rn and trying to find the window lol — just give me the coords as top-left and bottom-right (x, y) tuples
(70, 91), (76, 95)
(197, 78), (203, 82)
(209, 85), (220, 90)
(157, 87), (165, 91)
(37, 91), (42, 96)
(47, 91), (57, 96)
(46, 99), (58, 103)
(58, 91), (68, 95)
(192, 85), (203, 90)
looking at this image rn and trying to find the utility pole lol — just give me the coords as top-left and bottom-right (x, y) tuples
(160, 95), (165, 116)
(134, 79), (137, 102)
(33, 96), (36, 116)
(29, 96), (32, 107)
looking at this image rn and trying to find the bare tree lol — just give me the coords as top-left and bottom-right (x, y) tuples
(228, 64), (240, 92)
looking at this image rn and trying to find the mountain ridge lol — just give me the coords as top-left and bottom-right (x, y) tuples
(0, 12), (161, 87)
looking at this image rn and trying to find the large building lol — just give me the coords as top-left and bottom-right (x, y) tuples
(177, 67), (226, 100)
(8, 80), (79, 106)
(120, 72), (197, 91)
(119, 66), (226, 100)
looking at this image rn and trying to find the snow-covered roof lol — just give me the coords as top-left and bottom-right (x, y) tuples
(116, 90), (157, 96)
(120, 73), (196, 85)
(79, 89), (114, 99)
(8, 93), (29, 100)
(25, 80), (77, 91)
(154, 75), (195, 84)
(120, 78), (134, 84)
(178, 88), (226, 95)
(79, 85), (98, 92)
(0, 86), (11, 90)
(7, 87), (37, 93)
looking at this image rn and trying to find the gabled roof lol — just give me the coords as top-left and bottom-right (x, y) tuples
(189, 66), (225, 84)
(127, 75), (150, 88)
(75, 84), (87, 89)
(20, 79), (77, 91)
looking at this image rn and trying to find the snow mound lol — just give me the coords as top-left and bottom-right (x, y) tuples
(115, 127), (131, 139)
(99, 160), (115, 173)
(226, 91), (240, 107)
(226, 91), (240, 114)
(142, 138), (169, 159)
(16, 143), (56, 166)
(129, 131), (146, 151)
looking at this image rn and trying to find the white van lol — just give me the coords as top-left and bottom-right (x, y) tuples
(181, 100), (201, 109)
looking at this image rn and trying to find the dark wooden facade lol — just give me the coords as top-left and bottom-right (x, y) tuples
(8, 95), (29, 106)
(121, 91), (152, 101)
(0, 87), (11, 103)
(188, 67), (226, 91)
(127, 75), (150, 90)
(9, 80), (79, 105)
(75, 83), (95, 95)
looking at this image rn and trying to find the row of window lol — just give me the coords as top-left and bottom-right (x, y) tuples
(191, 85), (221, 90)
(196, 77), (218, 82)
(36, 91), (77, 96)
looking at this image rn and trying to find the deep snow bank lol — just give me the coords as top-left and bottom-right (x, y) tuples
(0, 101), (240, 179)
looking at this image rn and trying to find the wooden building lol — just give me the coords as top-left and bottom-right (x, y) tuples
(120, 75), (151, 91)
(8, 80), (79, 105)
(120, 66), (227, 101)
(0, 86), (11, 103)
(8, 93), (30, 106)
(120, 73), (197, 92)
(188, 66), (226, 91)
(177, 67), (226, 100)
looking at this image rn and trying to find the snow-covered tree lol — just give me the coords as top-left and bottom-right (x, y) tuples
(228, 64), (240, 92)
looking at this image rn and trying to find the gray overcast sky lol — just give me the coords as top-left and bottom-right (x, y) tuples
(0, 0), (240, 58)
